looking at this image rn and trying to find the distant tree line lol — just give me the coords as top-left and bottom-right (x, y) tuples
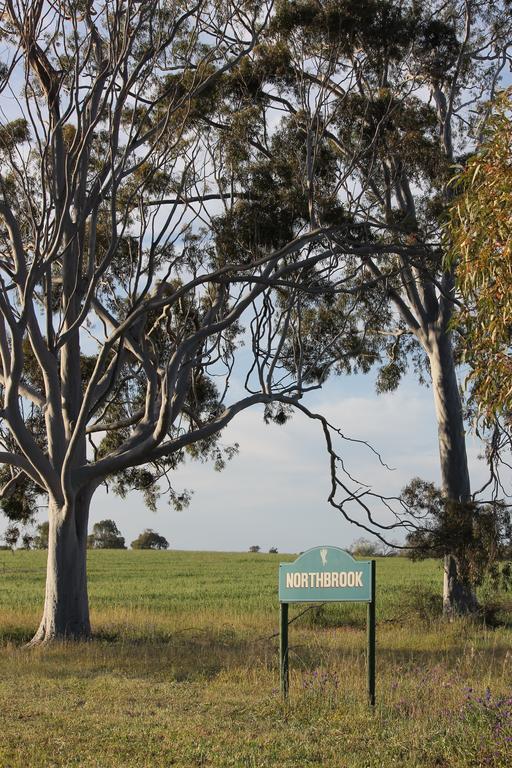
(248, 546), (279, 553)
(2, 520), (169, 551)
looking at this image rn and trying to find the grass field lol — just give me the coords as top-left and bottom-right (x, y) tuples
(0, 550), (511, 768)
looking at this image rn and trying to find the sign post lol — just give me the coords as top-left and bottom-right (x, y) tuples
(279, 602), (289, 697)
(279, 546), (376, 705)
(367, 558), (376, 706)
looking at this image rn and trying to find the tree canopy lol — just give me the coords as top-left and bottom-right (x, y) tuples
(87, 519), (126, 549)
(131, 529), (169, 550)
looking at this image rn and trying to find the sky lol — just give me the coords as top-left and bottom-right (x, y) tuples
(73, 368), (492, 554)
(0, 9), (508, 554)
(0, 360), (494, 553)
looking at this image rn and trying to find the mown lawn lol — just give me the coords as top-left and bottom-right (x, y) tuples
(0, 550), (511, 767)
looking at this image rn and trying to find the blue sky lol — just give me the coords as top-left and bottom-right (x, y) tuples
(78, 368), (491, 553)
(0, 362), (493, 553)
(1, 17), (508, 553)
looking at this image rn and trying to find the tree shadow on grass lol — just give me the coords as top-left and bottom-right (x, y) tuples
(2, 615), (511, 687)
(0, 628), (272, 682)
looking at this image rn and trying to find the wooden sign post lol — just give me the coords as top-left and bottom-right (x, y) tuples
(279, 546), (376, 705)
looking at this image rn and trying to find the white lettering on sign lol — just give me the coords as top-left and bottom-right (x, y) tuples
(285, 571), (364, 589)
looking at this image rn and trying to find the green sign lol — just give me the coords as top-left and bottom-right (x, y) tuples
(278, 546), (376, 706)
(279, 546), (373, 603)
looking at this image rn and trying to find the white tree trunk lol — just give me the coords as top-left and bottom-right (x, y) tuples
(29, 492), (91, 644)
(428, 331), (478, 616)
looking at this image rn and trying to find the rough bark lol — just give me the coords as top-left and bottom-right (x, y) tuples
(427, 330), (478, 617)
(29, 491), (92, 645)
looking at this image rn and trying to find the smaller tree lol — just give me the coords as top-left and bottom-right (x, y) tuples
(21, 533), (33, 550)
(3, 525), (20, 551)
(249, 545), (261, 553)
(403, 478), (512, 597)
(33, 522), (49, 550)
(269, 547), (278, 554)
(349, 538), (382, 558)
(131, 530), (169, 550)
(87, 521), (126, 550)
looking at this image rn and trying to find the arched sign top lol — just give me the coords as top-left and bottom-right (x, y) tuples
(287, 545), (360, 567)
(279, 546), (373, 603)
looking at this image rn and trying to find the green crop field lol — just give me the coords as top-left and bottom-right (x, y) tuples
(0, 550), (511, 768)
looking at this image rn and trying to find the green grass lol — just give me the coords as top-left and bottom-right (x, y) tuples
(0, 550), (511, 767)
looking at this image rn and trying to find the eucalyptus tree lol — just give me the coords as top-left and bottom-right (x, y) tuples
(0, 0), (354, 643)
(212, 0), (512, 614)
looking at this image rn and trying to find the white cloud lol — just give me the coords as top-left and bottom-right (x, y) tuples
(1, 374), (496, 553)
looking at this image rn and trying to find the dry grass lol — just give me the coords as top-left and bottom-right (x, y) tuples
(0, 551), (511, 767)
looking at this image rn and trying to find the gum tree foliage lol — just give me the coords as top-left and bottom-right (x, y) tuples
(0, 1), (355, 643)
(131, 529), (169, 550)
(449, 90), (512, 508)
(87, 519), (126, 549)
(450, 91), (512, 421)
(209, 0), (512, 615)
